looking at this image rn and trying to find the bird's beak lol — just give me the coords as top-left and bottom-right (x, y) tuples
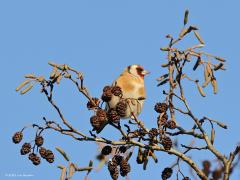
(142, 70), (150, 75)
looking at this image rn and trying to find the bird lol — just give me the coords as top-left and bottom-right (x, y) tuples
(94, 65), (149, 164)
(107, 64), (150, 119)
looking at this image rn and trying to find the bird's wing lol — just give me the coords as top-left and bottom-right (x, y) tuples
(113, 73), (145, 99)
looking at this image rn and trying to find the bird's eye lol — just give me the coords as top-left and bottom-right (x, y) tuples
(136, 67), (144, 76)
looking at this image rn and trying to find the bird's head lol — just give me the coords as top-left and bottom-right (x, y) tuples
(126, 64), (150, 79)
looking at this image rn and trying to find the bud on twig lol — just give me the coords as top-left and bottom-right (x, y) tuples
(193, 57), (201, 71)
(184, 9), (189, 25)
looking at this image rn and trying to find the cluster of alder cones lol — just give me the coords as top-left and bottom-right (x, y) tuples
(96, 144), (131, 180)
(12, 131), (54, 166)
(88, 86), (182, 180)
(154, 102), (176, 151)
(88, 85), (128, 133)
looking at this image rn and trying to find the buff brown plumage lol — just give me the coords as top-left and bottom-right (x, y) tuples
(107, 64), (149, 118)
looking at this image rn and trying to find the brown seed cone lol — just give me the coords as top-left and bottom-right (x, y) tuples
(110, 168), (119, 180)
(101, 145), (112, 155)
(119, 146), (127, 153)
(157, 113), (168, 127)
(148, 128), (159, 138)
(28, 153), (41, 166)
(20, 143), (31, 155)
(166, 120), (176, 129)
(116, 101), (127, 117)
(96, 109), (107, 121)
(212, 169), (222, 180)
(28, 153), (36, 161)
(154, 102), (168, 113)
(107, 109), (120, 123)
(35, 136), (44, 147)
(108, 161), (119, 180)
(102, 86), (112, 102)
(112, 155), (123, 165)
(162, 136), (172, 150)
(90, 115), (105, 131)
(120, 159), (130, 177)
(39, 147), (47, 159)
(108, 160), (118, 172)
(87, 97), (100, 109)
(111, 86), (122, 97)
(161, 167), (173, 180)
(32, 156), (41, 166)
(12, 131), (23, 144)
(103, 86), (112, 92)
(45, 150), (54, 163)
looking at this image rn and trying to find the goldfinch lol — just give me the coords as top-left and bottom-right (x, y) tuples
(107, 64), (149, 118)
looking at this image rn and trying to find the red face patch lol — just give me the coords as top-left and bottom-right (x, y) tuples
(136, 66), (144, 78)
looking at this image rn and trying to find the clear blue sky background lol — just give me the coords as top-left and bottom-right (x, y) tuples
(1, 0), (240, 179)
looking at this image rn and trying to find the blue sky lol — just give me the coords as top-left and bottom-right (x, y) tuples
(1, 0), (240, 179)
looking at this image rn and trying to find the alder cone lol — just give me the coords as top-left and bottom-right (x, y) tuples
(28, 153), (41, 166)
(162, 136), (172, 150)
(116, 101), (127, 117)
(110, 168), (119, 180)
(111, 86), (123, 97)
(90, 115), (105, 131)
(39, 147), (47, 159)
(148, 128), (159, 138)
(103, 86), (112, 92)
(101, 145), (112, 155)
(161, 167), (173, 180)
(102, 86), (112, 102)
(112, 155), (123, 165)
(87, 97), (100, 109)
(166, 120), (176, 129)
(45, 150), (54, 163)
(35, 136), (44, 147)
(119, 146), (127, 153)
(108, 161), (119, 180)
(120, 159), (131, 177)
(20, 143), (31, 155)
(158, 113), (168, 126)
(96, 109), (107, 121)
(154, 102), (168, 113)
(32, 156), (41, 165)
(12, 131), (23, 144)
(107, 109), (120, 123)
